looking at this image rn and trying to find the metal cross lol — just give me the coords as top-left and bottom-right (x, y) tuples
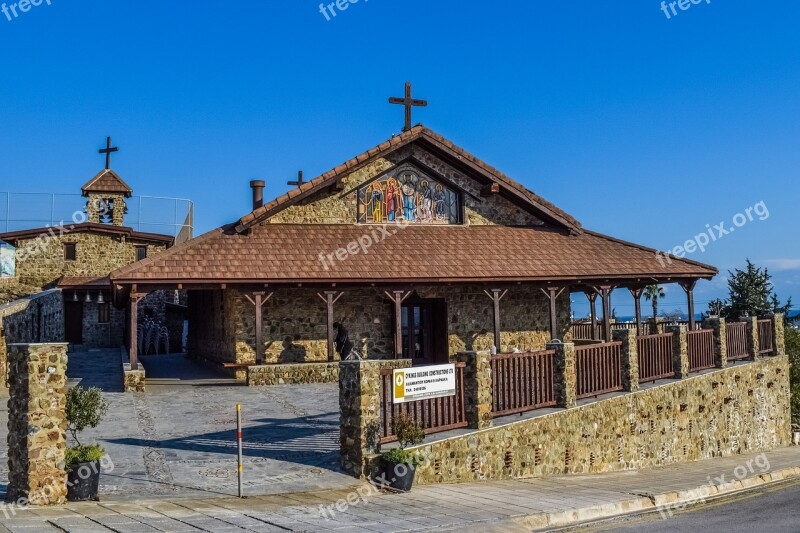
(287, 170), (305, 188)
(99, 136), (119, 170)
(389, 82), (427, 132)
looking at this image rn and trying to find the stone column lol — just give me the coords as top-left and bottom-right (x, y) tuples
(745, 316), (760, 360)
(773, 313), (786, 356)
(7, 343), (68, 506)
(612, 329), (639, 392)
(457, 351), (493, 430)
(549, 341), (576, 409)
(703, 317), (727, 369)
(648, 317), (665, 335)
(339, 358), (409, 478)
(665, 325), (690, 379)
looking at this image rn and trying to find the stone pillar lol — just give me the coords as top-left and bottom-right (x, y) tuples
(612, 329), (639, 392)
(339, 358), (409, 478)
(665, 325), (690, 379)
(457, 352), (493, 430)
(7, 343), (68, 506)
(745, 316), (760, 360)
(549, 341), (576, 409)
(648, 317), (665, 335)
(703, 317), (727, 369)
(773, 313), (786, 356)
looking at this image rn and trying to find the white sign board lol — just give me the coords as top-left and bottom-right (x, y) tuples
(392, 364), (456, 404)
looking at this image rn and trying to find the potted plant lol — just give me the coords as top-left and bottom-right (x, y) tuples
(379, 413), (425, 492)
(65, 386), (109, 501)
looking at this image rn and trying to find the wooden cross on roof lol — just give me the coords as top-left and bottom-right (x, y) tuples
(287, 170), (305, 188)
(99, 136), (119, 170)
(389, 82), (427, 132)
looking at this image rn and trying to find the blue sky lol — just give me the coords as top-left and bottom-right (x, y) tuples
(0, 0), (797, 317)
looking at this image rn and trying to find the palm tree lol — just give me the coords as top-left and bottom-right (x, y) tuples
(644, 285), (666, 319)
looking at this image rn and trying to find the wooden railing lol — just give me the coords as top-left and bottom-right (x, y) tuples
(572, 322), (603, 341)
(379, 362), (468, 444)
(758, 319), (774, 355)
(637, 333), (675, 383)
(491, 350), (556, 417)
(575, 342), (623, 399)
(726, 322), (750, 361)
(688, 329), (715, 372)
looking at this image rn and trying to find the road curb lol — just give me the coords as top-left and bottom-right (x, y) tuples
(512, 465), (800, 531)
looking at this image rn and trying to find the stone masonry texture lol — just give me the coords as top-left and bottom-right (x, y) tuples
(6, 343), (69, 505)
(404, 356), (790, 485)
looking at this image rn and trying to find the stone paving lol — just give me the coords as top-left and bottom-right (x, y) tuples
(0, 350), (359, 502)
(0, 447), (798, 531)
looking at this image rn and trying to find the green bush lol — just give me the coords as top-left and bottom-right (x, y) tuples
(382, 413), (426, 465)
(65, 386), (109, 470)
(786, 328), (800, 429)
(65, 445), (105, 470)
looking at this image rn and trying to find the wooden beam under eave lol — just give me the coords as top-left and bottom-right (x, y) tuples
(481, 183), (500, 197)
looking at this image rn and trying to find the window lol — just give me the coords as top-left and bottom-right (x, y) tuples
(98, 303), (110, 324)
(357, 169), (461, 225)
(135, 246), (147, 261)
(64, 243), (76, 261)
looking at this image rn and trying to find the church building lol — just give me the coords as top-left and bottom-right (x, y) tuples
(110, 91), (716, 379)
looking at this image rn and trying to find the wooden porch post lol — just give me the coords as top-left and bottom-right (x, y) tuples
(483, 289), (508, 351)
(629, 287), (644, 336)
(385, 291), (412, 359)
(599, 286), (614, 342)
(244, 291), (273, 365)
(541, 287), (566, 342)
(681, 280), (698, 331)
(128, 291), (144, 371)
(585, 289), (599, 340)
(317, 291), (344, 362)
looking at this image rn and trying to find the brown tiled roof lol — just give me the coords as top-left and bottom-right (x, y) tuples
(58, 276), (111, 289)
(110, 224), (716, 285)
(235, 126), (582, 233)
(0, 222), (174, 246)
(81, 169), (133, 197)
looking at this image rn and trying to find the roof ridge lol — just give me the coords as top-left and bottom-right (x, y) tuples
(81, 168), (133, 197)
(234, 126), (581, 233)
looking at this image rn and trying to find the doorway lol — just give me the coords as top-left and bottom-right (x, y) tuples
(64, 301), (83, 344)
(401, 299), (448, 365)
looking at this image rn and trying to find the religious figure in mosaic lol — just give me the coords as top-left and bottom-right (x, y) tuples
(369, 182), (384, 222)
(385, 177), (400, 222)
(400, 173), (417, 222)
(434, 183), (446, 220)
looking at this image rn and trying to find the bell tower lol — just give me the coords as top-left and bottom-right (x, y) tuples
(81, 137), (132, 226)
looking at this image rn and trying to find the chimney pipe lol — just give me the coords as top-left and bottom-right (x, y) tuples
(250, 180), (265, 210)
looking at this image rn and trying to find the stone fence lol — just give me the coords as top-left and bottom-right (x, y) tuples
(339, 314), (789, 482)
(0, 290), (64, 387)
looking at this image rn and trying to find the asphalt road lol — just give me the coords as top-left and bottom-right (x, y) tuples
(581, 478), (800, 532)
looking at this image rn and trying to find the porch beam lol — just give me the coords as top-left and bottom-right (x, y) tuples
(128, 292), (144, 371)
(480, 183), (500, 197)
(584, 289), (599, 340)
(385, 290), (412, 359)
(597, 286), (615, 342)
(540, 287), (566, 342)
(318, 291), (344, 362)
(629, 287), (645, 336)
(483, 289), (508, 351)
(680, 279), (699, 330)
(245, 292), (273, 365)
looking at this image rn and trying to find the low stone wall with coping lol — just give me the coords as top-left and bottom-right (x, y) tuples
(121, 347), (146, 392)
(247, 362), (341, 386)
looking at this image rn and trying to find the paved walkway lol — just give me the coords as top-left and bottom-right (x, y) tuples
(0, 350), (357, 501)
(1, 447), (798, 532)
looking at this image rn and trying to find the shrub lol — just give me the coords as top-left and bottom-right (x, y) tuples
(382, 413), (425, 466)
(65, 445), (105, 471)
(65, 386), (109, 469)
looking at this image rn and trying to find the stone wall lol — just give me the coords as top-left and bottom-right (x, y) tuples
(405, 356), (790, 485)
(215, 285), (569, 367)
(0, 290), (64, 386)
(6, 343), (69, 505)
(13, 232), (167, 288)
(247, 362), (340, 386)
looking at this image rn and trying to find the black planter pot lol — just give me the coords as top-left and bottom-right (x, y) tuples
(66, 460), (101, 502)
(379, 460), (416, 492)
